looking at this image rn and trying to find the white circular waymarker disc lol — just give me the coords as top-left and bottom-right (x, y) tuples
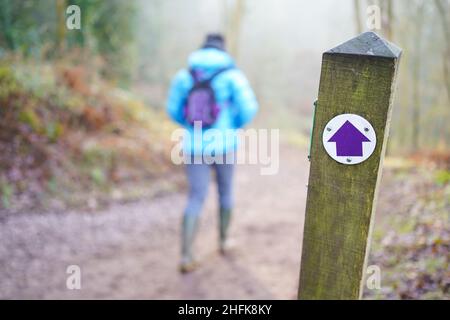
(322, 114), (376, 165)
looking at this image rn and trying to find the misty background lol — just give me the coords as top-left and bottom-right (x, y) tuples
(134, 0), (449, 153)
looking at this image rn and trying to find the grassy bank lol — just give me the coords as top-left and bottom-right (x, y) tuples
(0, 56), (179, 213)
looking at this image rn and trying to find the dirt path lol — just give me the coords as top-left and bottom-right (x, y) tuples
(0, 147), (309, 299)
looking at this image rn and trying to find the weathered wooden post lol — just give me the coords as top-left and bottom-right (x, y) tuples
(298, 32), (402, 299)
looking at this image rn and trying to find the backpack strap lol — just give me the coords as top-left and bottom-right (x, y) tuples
(189, 67), (233, 84)
(207, 67), (232, 83)
(189, 69), (201, 84)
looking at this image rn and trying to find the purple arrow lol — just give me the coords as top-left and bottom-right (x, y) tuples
(328, 120), (370, 157)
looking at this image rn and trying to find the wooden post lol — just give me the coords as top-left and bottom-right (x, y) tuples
(298, 32), (402, 300)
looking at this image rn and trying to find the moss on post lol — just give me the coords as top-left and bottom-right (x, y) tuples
(298, 32), (402, 300)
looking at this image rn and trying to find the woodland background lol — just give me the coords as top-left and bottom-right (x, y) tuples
(0, 0), (448, 299)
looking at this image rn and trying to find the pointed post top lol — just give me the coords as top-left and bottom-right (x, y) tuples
(326, 31), (402, 59)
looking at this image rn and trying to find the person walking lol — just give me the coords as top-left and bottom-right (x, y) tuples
(167, 34), (258, 273)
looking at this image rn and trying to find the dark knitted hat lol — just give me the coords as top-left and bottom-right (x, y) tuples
(202, 33), (226, 51)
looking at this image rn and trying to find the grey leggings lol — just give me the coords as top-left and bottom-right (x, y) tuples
(184, 158), (234, 216)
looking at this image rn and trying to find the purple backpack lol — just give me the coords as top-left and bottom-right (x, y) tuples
(184, 68), (230, 127)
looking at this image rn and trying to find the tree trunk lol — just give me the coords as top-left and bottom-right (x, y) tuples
(56, 0), (67, 51)
(434, 0), (450, 100)
(386, 0), (393, 40)
(412, 2), (425, 151)
(377, 0), (393, 40)
(225, 0), (245, 58)
(353, 0), (363, 34)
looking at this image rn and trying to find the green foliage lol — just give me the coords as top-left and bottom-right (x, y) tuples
(18, 108), (41, 131)
(435, 170), (450, 186)
(0, 0), (56, 53)
(0, 64), (19, 100)
(82, 148), (113, 169)
(1, 179), (13, 209)
(0, 0), (137, 85)
(65, 0), (138, 85)
(89, 167), (106, 186)
(45, 121), (64, 143)
(46, 177), (58, 194)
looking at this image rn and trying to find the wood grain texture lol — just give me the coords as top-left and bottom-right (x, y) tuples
(298, 32), (401, 300)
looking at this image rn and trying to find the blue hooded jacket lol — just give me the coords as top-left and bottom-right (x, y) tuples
(167, 48), (258, 156)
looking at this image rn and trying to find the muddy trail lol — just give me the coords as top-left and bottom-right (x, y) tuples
(0, 146), (309, 299)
